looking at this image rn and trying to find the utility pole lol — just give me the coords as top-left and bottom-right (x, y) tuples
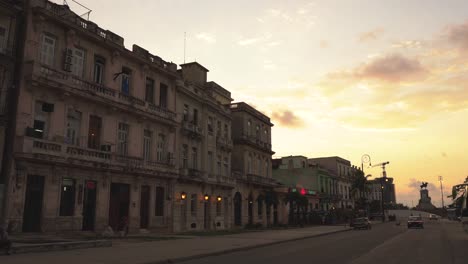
(439, 176), (444, 208)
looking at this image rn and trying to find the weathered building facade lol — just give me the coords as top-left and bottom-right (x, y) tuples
(4, 0), (180, 233)
(1, 0), (277, 234)
(173, 62), (235, 232)
(230, 102), (277, 227)
(0, 0), (25, 222)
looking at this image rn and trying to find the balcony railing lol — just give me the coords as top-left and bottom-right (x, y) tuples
(181, 121), (203, 137)
(246, 173), (278, 186)
(22, 136), (175, 171)
(235, 134), (272, 152)
(30, 62), (177, 122)
(215, 137), (233, 150)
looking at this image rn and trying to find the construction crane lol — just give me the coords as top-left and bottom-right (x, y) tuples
(372, 161), (390, 178)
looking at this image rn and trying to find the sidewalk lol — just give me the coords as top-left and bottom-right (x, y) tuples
(1, 225), (351, 264)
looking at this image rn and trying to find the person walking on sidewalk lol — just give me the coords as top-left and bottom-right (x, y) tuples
(0, 226), (12, 255)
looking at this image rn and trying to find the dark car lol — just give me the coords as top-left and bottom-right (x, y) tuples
(352, 217), (372, 230)
(408, 215), (424, 229)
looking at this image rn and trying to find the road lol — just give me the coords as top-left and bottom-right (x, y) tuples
(182, 220), (468, 264)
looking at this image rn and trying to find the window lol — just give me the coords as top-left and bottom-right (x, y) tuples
(191, 147), (198, 169)
(207, 116), (213, 133)
(183, 104), (189, 121)
(247, 120), (251, 136)
(145, 78), (154, 103)
(247, 154), (252, 173)
(217, 155), (222, 175)
(121, 67), (131, 95)
(182, 144), (188, 168)
(72, 48), (85, 77)
(40, 34), (55, 66)
(258, 158), (262, 175)
(33, 101), (51, 139)
(88, 115), (102, 149)
(258, 198), (263, 217)
(157, 134), (166, 162)
(143, 130), (152, 160)
(190, 194), (197, 216)
(256, 125), (260, 139)
(193, 109), (198, 125)
(93, 56), (105, 84)
(117, 123), (129, 156)
(159, 83), (168, 108)
(216, 121), (221, 137)
(155, 186), (165, 216)
(0, 25), (7, 53)
(223, 124), (228, 139)
(216, 200), (222, 216)
(265, 160), (269, 177)
(208, 151), (213, 173)
(223, 157), (229, 176)
(59, 178), (76, 216)
(66, 109), (81, 145)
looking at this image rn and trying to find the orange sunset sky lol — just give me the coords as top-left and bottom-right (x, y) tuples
(55, 0), (468, 207)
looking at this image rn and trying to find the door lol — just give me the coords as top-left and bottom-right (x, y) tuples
(234, 192), (242, 226)
(204, 201), (210, 230)
(109, 183), (130, 231)
(82, 180), (97, 231)
(23, 175), (45, 232)
(140, 185), (150, 229)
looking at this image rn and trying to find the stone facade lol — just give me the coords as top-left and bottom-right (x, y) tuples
(1, 0), (278, 234)
(308, 156), (354, 209)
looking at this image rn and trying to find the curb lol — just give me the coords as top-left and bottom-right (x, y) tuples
(145, 228), (352, 264)
(0, 239), (112, 256)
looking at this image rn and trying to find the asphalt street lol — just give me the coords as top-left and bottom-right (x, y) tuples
(182, 220), (468, 264)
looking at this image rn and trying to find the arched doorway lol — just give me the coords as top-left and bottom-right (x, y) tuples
(248, 193), (254, 225)
(234, 192), (242, 226)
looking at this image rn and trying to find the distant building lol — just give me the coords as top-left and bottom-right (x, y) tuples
(308, 156), (354, 209)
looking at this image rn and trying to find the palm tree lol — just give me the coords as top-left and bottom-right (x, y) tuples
(351, 169), (370, 210)
(284, 191), (308, 226)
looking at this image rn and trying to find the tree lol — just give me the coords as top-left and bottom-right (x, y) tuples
(351, 169), (369, 208)
(284, 191), (308, 226)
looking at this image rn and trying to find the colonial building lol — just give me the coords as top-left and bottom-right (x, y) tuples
(0, 0), (24, 222)
(308, 156), (354, 209)
(4, 0), (180, 233)
(230, 102), (277, 227)
(173, 62), (235, 232)
(1, 0), (277, 234)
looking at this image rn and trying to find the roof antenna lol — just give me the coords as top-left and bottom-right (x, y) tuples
(184, 32), (186, 64)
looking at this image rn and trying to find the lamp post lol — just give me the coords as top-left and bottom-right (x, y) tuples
(361, 154), (371, 172)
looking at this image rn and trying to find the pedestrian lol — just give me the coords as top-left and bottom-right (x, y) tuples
(0, 226), (12, 255)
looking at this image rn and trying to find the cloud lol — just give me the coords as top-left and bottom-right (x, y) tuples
(408, 178), (437, 192)
(263, 60), (276, 70)
(359, 28), (385, 42)
(358, 54), (428, 83)
(238, 37), (262, 46)
(272, 110), (304, 128)
(320, 40), (329, 48)
(441, 152), (447, 158)
(392, 40), (423, 49)
(445, 20), (468, 52)
(195, 32), (216, 43)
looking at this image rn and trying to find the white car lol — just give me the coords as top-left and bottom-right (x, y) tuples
(429, 214), (438, 220)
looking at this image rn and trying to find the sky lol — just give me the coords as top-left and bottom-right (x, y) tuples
(57, 0), (468, 207)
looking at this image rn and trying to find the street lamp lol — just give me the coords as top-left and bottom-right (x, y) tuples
(361, 154), (372, 172)
(204, 194), (210, 201)
(181, 192), (187, 200)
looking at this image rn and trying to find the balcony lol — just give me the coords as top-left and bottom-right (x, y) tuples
(245, 173), (278, 187)
(27, 62), (177, 123)
(178, 167), (204, 181)
(216, 174), (236, 186)
(18, 136), (175, 173)
(215, 137), (233, 151)
(181, 121), (203, 139)
(234, 134), (273, 153)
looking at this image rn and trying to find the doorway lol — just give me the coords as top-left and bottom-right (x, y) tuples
(109, 183), (130, 232)
(23, 175), (45, 232)
(82, 180), (97, 231)
(140, 185), (150, 229)
(234, 192), (242, 226)
(248, 194), (253, 225)
(204, 201), (211, 230)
